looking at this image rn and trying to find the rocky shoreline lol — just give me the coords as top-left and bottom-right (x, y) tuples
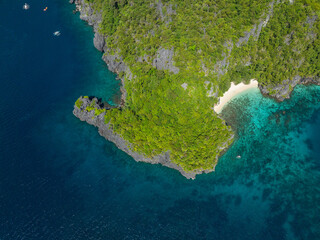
(73, 96), (214, 179)
(72, 0), (130, 105)
(258, 75), (320, 102)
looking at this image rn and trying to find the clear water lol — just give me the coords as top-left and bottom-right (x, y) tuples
(0, 1), (319, 240)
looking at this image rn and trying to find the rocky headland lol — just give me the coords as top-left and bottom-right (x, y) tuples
(73, 96), (213, 179)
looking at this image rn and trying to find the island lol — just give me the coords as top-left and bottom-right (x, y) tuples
(71, 0), (320, 179)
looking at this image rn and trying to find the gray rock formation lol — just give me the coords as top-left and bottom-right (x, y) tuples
(73, 97), (211, 179)
(77, 0), (102, 27)
(153, 0), (176, 23)
(213, 41), (233, 77)
(236, 1), (274, 47)
(153, 47), (179, 74)
(73, 0), (130, 105)
(93, 32), (105, 52)
(102, 53), (126, 74)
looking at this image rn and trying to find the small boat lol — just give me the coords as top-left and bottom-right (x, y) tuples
(236, 155), (241, 159)
(53, 31), (61, 36)
(43, 7), (48, 11)
(23, 3), (30, 10)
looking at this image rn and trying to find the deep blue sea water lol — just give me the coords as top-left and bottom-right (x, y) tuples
(1, 1), (320, 240)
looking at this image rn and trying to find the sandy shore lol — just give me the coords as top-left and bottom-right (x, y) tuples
(214, 79), (259, 114)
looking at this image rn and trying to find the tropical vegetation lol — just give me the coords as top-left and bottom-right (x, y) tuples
(78, 0), (320, 172)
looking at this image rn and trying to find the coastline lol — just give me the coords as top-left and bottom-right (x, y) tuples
(214, 79), (259, 114)
(70, 0), (319, 179)
(73, 97), (212, 179)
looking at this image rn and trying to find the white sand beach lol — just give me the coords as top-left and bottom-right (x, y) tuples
(214, 79), (259, 114)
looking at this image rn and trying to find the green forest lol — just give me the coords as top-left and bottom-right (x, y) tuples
(80, 0), (320, 172)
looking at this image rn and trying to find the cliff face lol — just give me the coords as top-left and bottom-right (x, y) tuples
(73, 97), (210, 179)
(259, 76), (320, 101)
(73, 0), (129, 105)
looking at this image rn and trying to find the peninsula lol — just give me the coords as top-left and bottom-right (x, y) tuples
(71, 0), (320, 178)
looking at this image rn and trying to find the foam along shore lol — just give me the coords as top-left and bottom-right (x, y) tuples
(214, 79), (259, 114)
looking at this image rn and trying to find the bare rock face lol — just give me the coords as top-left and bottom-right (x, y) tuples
(93, 32), (105, 52)
(152, 47), (179, 74)
(236, 1), (275, 47)
(77, 0), (102, 26)
(102, 54), (127, 74)
(73, 97), (207, 179)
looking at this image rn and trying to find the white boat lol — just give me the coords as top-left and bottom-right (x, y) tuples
(23, 3), (30, 10)
(53, 31), (61, 36)
(236, 155), (241, 159)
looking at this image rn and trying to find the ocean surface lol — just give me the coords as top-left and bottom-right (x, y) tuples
(1, 1), (320, 240)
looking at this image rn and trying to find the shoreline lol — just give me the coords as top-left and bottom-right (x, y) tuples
(71, 0), (234, 179)
(73, 97), (210, 179)
(214, 79), (259, 114)
(70, 0), (319, 179)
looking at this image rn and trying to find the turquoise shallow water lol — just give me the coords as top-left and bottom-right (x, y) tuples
(0, 1), (320, 239)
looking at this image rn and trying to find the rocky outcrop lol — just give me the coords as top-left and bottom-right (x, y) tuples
(236, 1), (274, 47)
(152, 0), (176, 23)
(153, 47), (179, 74)
(214, 41), (233, 77)
(77, 0), (102, 27)
(93, 32), (105, 52)
(259, 76), (320, 101)
(73, 0), (180, 77)
(213, 1), (274, 78)
(73, 97), (212, 179)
